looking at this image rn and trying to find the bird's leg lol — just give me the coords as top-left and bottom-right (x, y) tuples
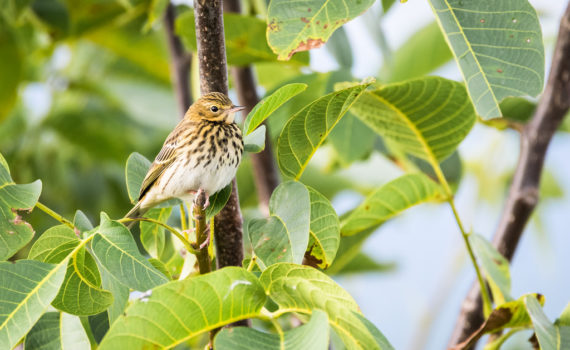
(194, 188), (210, 210)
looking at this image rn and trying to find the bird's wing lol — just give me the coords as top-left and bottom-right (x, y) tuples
(138, 140), (178, 200)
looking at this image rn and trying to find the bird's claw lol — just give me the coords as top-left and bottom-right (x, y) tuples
(195, 188), (210, 210)
(199, 226), (211, 250)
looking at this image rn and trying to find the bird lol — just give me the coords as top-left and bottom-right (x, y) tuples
(124, 92), (245, 223)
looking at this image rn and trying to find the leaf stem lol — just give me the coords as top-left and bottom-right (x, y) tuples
(118, 217), (198, 255)
(432, 162), (493, 317)
(246, 255), (257, 272)
(35, 202), (75, 229)
(179, 204), (188, 238)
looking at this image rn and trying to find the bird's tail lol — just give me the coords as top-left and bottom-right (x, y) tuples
(124, 202), (145, 229)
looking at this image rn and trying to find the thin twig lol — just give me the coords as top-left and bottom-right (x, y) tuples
(448, 4), (570, 348)
(35, 202), (75, 229)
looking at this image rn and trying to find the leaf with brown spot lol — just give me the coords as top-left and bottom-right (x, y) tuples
(267, 0), (375, 60)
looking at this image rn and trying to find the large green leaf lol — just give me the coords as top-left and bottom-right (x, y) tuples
(92, 214), (169, 291)
(177, 12), (309, 65)
(428, 0), (544, 119)
(341, 174), (445, 236)
(243, 83), (308, 135)
(0, 153), (42, 260)
(140, 207), (172, 259)
(98, 267), (266, 349)
(260, 264), (393, 349)
(380, 22), (452, 83)
(29, 225), (113, 316)
(24, 312), (90, 350)
(0, 19), (22, 122)
(305, 187), (340, 269)
(51, 247), (114, 316)
(266, 0), (375, 60)
(277, 81), (372, 179)
(249, 181), (310, 268)
(0, 260), (67, 349)
(470, 233), (512, 305)
(214, 310), (330, 350)
(525, 295), (557, 350)
(350, 77), (476, 167)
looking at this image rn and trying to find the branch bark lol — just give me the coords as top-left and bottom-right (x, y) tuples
(448, 4), (570, 348)
(224, 0), (280, 212)
(193, 0), (246, 274)
(164, 3), (192, 116)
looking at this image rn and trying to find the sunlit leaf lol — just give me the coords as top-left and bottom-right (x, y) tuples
(0, 152), (42, 260)
(277, 80), (372, 179)
(260, 264), (393, 349)
(0, 260), (67, 349)
(470, 234), (512, 304)
(305, 187), (340, 269)
(266, 0), (375, 60)
(24, 312), (90, 350)
(92, 214), (169, 291)
(28, 225), (79, 264)
(177, 12), (309, 65)
(214, 310), (330, 350)
(428, 0), (544, 119)
(341, 174), (445, 236)
(249, 181), (310, 268)
(350, 77), (476, 166)
(99, 267), (266, 349)
(243, 83), (308, 135)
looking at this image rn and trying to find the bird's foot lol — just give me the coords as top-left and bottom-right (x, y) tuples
(199, 226), (211, 250)
(193, 188), (210, 210)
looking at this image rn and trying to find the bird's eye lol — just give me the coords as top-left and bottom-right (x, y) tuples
(210, 106), (219, 112)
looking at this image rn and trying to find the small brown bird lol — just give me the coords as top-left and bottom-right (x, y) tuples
(125, 92), (244, 220)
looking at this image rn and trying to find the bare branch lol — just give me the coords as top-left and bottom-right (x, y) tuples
(164, 3), (192, 116)
(449, 4), (570, 348)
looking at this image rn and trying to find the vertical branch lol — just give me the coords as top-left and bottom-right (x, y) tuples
(193, 0), (245, 269)
(448, 4), (570, 348)
(224, 0), (280, 212)
(164, 3), (192, 116)
(192, 193), (211, 274)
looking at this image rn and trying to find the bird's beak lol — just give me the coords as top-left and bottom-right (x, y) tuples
(229, 105), (246, 113)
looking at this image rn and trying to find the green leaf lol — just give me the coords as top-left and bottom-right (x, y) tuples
(100, 269), (129, 326)
(326, 27), (353, 68)
(206, 183), (233, 221)
(92, 213), (169, 291)
(500, 97), (536, 122)
(0, 18), (22, 122)
(525, 295), (557, 350)
(244, 125), (266, 153)
(341, 174), (445, 236)
(0, 260), (67, 349)
(326, 226), (378, 275)
(249, 181), (310, 268)
(214, 309), (330, 350)
(277, 80), (373, 179)
(73, 210), (93, 233)
(0, 152), (42, 261)
(243, 83), (308, 135)
(305, 187), (340, 269)
(28, 225), (80, 264)
(382, 0), (397, 12)
(380, 22), (452, 83)
(428, 0), (545, 120)
(24, 312), (90, 350)
(332, 252), (395, 276)
(328, 113), (376, 165)
(88, 311), (110, 344)
(144, 0), (168, 32)
(31, 0), (70, 39)
(98, 267), (266, 349)
(140, 207), (172, 259)
(470, 234), (512, 305)
(259, 264), (393, 349)
(453, 293), (543, 350)
(125, 152), (151, 204)
(51, 247), (114, 316)
(350, 77), (476, 166)
(177, 12), (309, 65)
(266, 0), (375, 60)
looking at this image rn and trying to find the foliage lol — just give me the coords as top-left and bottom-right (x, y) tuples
(0, 0), (566, 349)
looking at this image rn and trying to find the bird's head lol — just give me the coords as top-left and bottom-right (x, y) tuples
(186, 92), (244, 124)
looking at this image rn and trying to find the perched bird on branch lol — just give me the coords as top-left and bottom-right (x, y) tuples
(125, 92), (244, 221)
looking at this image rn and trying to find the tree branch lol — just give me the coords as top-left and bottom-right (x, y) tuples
(164, 3), (192, 116)
(448, 4), (570, 348)
(223, 0), (280, 212)
(193, 0), (245, 273)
